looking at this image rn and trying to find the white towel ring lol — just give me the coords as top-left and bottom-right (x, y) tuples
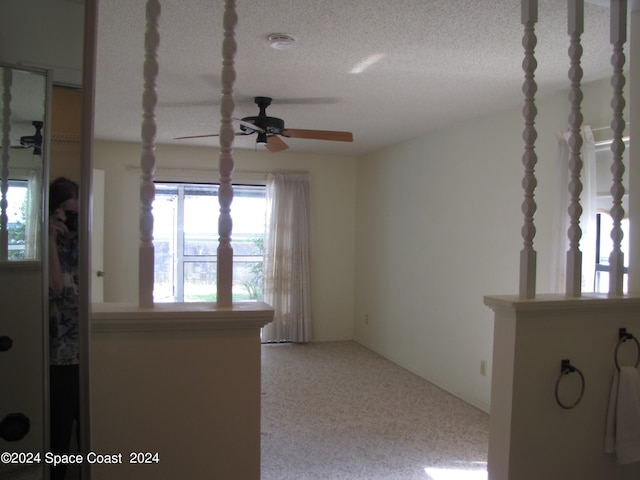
(614, 329), (640, 372)
(555, 359), (585, 410)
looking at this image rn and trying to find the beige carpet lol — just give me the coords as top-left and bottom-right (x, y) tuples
(261, 341), (489, 480)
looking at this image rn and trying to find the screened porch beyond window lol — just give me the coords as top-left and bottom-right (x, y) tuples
(153, 182), (266, 302)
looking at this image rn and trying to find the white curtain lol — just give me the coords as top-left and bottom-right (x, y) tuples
(551, 125), (597, 293)
(261, 172), (312, 343)
(24, 165), (42, 260)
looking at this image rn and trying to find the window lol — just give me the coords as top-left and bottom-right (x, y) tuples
(594, 211), (629, 293)
(4, 179), (30, 260)
(153, 182), (266, 302)
(592, 138), (630, 294)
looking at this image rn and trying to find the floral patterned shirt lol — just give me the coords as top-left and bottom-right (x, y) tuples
(49, 236), (79, 365)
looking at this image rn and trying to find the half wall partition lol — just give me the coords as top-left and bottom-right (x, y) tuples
(90, 2), (273, 479)
(484, 1), (640, 478)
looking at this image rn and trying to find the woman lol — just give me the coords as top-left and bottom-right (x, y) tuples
(48, 177), (80, 480)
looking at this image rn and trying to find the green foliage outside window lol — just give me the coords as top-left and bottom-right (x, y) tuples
(243, 236), (264, 301)
(8, 196), (27, 260)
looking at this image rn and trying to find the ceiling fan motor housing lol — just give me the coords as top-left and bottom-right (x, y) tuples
(240, 115), (284, 134)
(19, 121), (44, 154)
(240, 96), (284, 134)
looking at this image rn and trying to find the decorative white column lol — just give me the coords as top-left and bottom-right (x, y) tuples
(608, 0), (627, 296)
(629, 9), (640, 294)
(565, 0), (585, 297)
(139, 0), (161, 307)
(519, 0), (539, 299)
(0, 68), (11, 261)
(217, 0), (237, 308)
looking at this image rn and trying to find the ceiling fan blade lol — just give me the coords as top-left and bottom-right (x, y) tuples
(281, 129), (353, 142)
(174, 132), (250, 140)
(267, 97), (341, 106)
(174, 133), (217, 140)
(266, 135), (289, 153)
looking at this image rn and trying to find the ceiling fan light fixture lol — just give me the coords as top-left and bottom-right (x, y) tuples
(256, 132), (269, 145)
(268, 33), (297, 50)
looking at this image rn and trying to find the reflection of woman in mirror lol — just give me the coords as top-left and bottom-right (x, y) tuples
(48, 177), (80, 480)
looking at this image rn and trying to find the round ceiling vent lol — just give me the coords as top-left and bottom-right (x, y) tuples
(268, 33), (297, 50)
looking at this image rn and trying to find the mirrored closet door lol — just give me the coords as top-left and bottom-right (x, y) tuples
(1, 1), (90, 479)
(0, 62), (50, 480)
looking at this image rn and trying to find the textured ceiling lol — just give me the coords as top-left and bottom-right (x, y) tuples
(93, 0), (628, 156)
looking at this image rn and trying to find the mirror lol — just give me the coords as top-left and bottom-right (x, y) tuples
(0, 1), (88, 479)
(0, 65), (47, 261)
(0, 63), (50, 479)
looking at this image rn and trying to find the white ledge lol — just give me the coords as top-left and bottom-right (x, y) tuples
(484, 293), (640, 312)
(91, 301), (274, 333)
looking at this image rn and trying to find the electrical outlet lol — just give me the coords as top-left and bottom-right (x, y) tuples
(480, 360), (487, 376)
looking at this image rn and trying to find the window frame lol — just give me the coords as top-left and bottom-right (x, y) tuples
(594, 210), (629, 293)
(152, 173), (267, 303)
(2, 175), (39, 262)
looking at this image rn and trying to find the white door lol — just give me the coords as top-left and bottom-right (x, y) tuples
(91, 169), (105, 302)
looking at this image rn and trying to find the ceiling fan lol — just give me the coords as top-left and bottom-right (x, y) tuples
(174, 96), (353, 153)
(11, 121), (44, 155)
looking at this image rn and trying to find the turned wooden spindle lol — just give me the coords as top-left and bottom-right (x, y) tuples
(519, 0), (539, 299)
(608, 0), (627, 296)
(139, 0), (161, 307)
(565, 0), (585, 297)
(217, 0), (238, 307)
(0, 68), (11, 261)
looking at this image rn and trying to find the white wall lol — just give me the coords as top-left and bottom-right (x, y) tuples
(354, 76), (628, 412)
(92, 141), (357, 341)
(93, 75), (628, 411)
